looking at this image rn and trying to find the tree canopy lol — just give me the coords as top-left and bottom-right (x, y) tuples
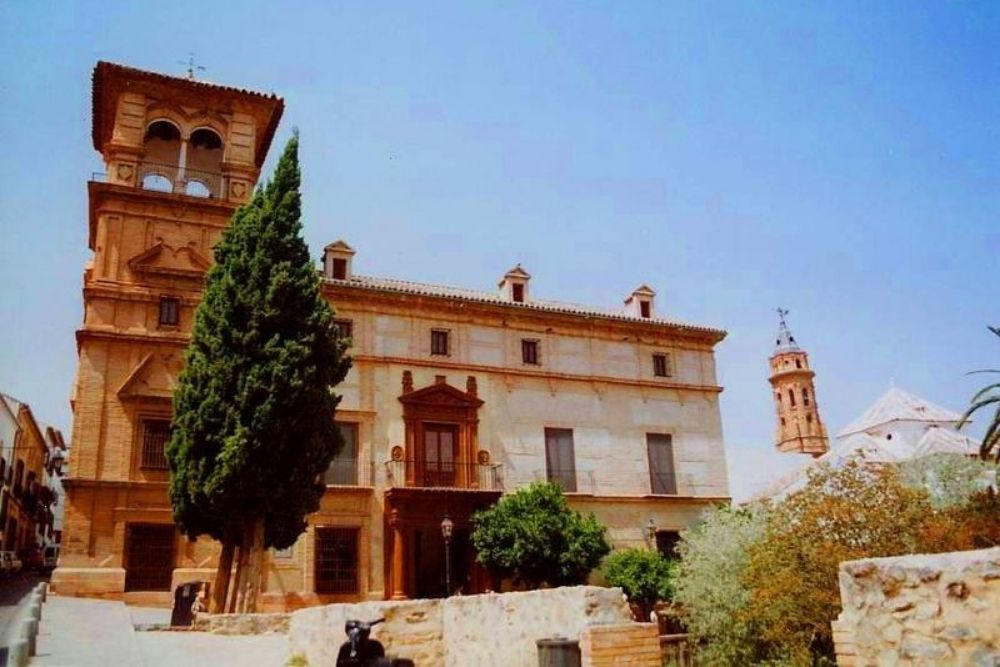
(471, 481), (610, 588)
(166, 133), (351, 610)
(601, 547), (676, 622)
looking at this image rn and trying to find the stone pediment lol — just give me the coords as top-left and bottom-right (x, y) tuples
(128, 242), (211, 280)
(118, 353), (181, 401)
(399, 382), (483, 409)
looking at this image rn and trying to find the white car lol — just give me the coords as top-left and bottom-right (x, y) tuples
(0, 551), (22, 575)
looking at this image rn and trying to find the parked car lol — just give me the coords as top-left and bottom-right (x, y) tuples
(43, 545), (59, 572)
(1, 551), (22, 576)
(20, 547), (43, 572)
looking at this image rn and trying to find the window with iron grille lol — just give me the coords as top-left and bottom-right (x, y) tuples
(335, 319), (353, 341)
(544, 428), (577, 492)
(315, 527), (359, 594)
(324, 422), (358, 485)
(647, 433), (678, 495)
(158, 297), (180, 327)
(521, 339), (539, 365)
(652, 353), (671, 378)
(124, 523), (174, 591)
(140, 419), (171, 470)
(431, 329), (450, 356)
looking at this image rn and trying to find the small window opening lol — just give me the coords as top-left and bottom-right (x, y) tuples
(522, 339), (539, 365)
(653, 353), (671, 378)
(158, 297), (180, 327)
(335, 319), (353, 341)
(795, 359), (802, 369)
(431, 329), (450, 356)
(803, 388), (810, 406)
(639, 301), (651, 318)
(332, 258), (347, 280)
(788, 389), (796, 407)
(512, 283), (525, 303)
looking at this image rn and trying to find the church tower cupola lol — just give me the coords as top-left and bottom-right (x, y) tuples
(768, 309), (829, 456)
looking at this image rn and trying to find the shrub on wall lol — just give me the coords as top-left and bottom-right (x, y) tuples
(601, 548), (677, 622)
(471, 481), (610, 588)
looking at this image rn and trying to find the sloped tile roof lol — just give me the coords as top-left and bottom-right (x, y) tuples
(913, 427), (980, 457)
(323, 274), (726, 337)
(837, 386), (962, 438)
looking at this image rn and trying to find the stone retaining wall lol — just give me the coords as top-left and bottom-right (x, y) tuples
(193, 612), (290, 635)
(288, 585), (657, 666)
(832, 547), (1000, 666)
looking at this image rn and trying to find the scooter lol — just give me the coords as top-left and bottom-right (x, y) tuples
(335, 618), (415, 667)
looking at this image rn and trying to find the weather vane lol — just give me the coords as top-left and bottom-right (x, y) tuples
(178, 53), (206, 80)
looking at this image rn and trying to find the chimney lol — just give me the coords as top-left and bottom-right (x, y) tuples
(498, 264), (531, 303)
(323, 240), (356, 280)
(625, 284), (656, 319)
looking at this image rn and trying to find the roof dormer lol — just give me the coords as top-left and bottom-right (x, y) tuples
(323, 240), (356, 280)
(498, 264), (531, 303)
(624, 284), (656, 319)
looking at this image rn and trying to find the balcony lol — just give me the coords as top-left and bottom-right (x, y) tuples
(322, 459), (375, 488)
(92, 160), (226, 199)
(385, 459), (504, 492)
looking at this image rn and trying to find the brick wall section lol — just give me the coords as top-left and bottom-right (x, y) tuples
(580, 623), (660, 667)
(832, 547), (1000, 666)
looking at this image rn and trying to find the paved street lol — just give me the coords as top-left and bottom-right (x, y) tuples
(0, 573), (43, 649)
(31, 595), (288, 666)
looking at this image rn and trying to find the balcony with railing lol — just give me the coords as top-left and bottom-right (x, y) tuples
(384, 459), (504, 492)
(92, 160), (227, 199)
(322, 459), (375, 488)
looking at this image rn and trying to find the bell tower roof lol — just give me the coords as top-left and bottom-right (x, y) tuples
(773, 307), (800, 353)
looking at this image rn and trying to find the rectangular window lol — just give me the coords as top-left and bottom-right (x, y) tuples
(315, 527), (359, 594)
(803, 388), (810, 406)
(640, 301), (651, 318)
(13, 460), (23, 497)
(544, 428), (577, 492)
(158, 297), (180, 327)
(124, 524), (174, 592)
(140, 419), (171, 470)
(647, 433), (678, 495)
(788, 389), (796, 407)
(655, 530), (681, 559)
(332, 258), (347, 280)
(521, 339), (539, 365)
(652, 353), (671, 378)
(325, 422), (359, 485)
(431, 329), (450, 356)
(335, 319), (353, 341)
(512, 283), (525, 303)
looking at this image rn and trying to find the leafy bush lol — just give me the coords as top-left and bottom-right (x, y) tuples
(602, 548), (676, 621)
(898, 452), (996, 509)
(672, 505), (769, 665)
(471, 482), (610, 587)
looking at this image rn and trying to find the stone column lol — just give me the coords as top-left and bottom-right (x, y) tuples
(390, 511), (407, 600)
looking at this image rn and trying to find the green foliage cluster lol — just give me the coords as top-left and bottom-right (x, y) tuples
(166, 133), (352, 549)
(601, 548), (677, 621)
(672, 505), (769, 666)
(672, 454), (1000, 666)
(958, 326), (1000, 462)
(471, 482), (610, 588)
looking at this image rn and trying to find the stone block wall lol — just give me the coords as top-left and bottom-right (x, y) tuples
(288, 585), (657, 667)
(832, 547), (1000, 666)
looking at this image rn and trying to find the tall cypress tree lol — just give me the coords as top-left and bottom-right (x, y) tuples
(167, 133), (351, 613)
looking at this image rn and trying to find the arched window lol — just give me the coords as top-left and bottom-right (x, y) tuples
(141, 120), (182, 192)
(788, 388), (796, 407)
(185, 179), (211, 198)
(186, 128), (224, 197)
(803, 388), (810, 406)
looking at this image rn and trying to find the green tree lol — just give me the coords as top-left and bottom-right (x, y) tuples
(672, 505), (769, 666)
(167, 133), (351, 613)
(601, 548), (676, 621)
(897, 452), (996, 509)
(471, 482), (610, 588)
(958, 326), (1000, 462)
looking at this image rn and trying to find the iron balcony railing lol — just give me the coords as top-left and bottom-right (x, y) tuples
(92, 160), (226, 199)
(385, 459), (504, 491)
(322, 459), (375, 487)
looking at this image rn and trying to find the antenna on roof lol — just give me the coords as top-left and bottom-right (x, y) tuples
(178, 53), (206, 80)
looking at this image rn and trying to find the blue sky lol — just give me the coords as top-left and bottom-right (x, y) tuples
(1, 1), (996, 499)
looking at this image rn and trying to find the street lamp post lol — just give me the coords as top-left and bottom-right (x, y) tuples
(440, 515), (454, 597)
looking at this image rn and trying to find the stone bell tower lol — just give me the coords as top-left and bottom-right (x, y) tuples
(52, 62), (283, 599)
(768, 309), (829, 456)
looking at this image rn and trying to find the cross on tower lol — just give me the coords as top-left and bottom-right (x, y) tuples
(777, 307), (789, 326)
(178, 54), (206, 80)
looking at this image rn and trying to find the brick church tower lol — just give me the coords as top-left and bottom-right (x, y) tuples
(52, 62), (283, 599)
(768, 309), (828, 456)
